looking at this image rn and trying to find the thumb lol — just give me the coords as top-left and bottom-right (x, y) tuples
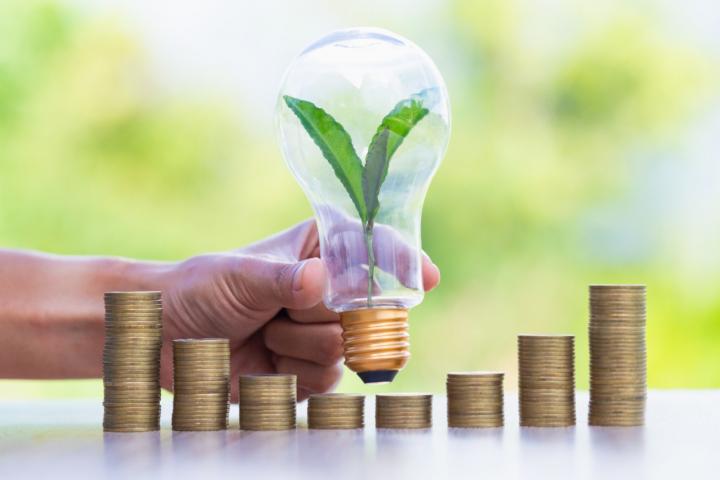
(236, 256), (326, 312)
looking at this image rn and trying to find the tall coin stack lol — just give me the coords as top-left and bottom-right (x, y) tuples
(518, 334), (576, 427)
(375, 394), (433, 429)
(239, 374), (297, 430)
(172, 339), (230, 431)
(308, 393), (365, 429)
(447, 372), (504, 428)
(589, 284), (647, 426)
(103, 291), (162, 433)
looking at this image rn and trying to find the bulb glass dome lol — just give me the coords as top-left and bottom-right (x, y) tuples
(276, 27), (450, 312)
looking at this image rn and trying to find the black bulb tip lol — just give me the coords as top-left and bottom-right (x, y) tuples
(357, 370), (399, 384)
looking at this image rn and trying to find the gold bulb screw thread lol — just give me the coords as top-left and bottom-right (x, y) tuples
(340, 308), (410, 382)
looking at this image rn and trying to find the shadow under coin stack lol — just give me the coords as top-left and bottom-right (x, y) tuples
(172, 339), (230, 431)
(308, 393), (365, 429)
(518, 334), (576, 427)
(103, 291), (163, 433)
(375, 394), (433, 429)
(447, 372), (504, 428)
(239, 374), (297, 430)
(589, 285), (647, 426)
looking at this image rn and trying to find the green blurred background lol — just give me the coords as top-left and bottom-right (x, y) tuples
(1, 0), (719, 398)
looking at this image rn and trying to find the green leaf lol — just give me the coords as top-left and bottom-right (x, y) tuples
(362, 89), (432, 222)
(283, 95), (367, 223)
(362, 128), (390, 223)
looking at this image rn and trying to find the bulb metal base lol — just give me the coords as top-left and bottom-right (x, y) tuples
(340, 308), (410, 384)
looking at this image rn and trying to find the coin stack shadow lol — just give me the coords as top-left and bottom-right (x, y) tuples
(308, 393), (365, 429)
(172, 339), (230, 431)
(239, 374), (297, 430)
(589, 285), (647, 426)
(518, 334), (576, 427)
(103, 291), (162, 433)
(447, 372), (504, 428)
(375, 394), (433, 429)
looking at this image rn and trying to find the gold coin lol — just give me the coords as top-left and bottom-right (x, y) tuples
(173, 367), (230, 373)
(309, 393), (364, 401)
(172, 425), (228, 431)
(448, 420), (504, 427)
(376, 393), (431, 400)
(173, 395), (230, 403)
(239, 374), (296, 382)
(238, 397), (296, 405)
(104, 299), (162, 305)
(172, 415), (229, 421)
(376, 420), (431, 429)
(103, 355), (161, 362)
(447, 371), (504, 379)
(309, 423), (363, 430)
(105, 290), (161, 298)
(518, 333), (574, 340)
(240, 424), (295, 431)
(173, 338), (228, 346)
(173, 352), (231, 358)
(104, 324), (162, 330)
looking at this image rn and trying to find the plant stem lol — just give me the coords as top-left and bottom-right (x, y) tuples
(364, 221), (375, 307)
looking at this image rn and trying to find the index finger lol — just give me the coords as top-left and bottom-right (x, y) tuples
(286, 301), (339, 323)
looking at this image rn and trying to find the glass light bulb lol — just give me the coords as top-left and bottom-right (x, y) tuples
(275, 27), (450, 382)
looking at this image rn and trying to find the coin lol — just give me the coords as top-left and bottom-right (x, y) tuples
(308, 393), (364, 430)
(446, 372), (504, 428)
(170, 339), (231, 432)
(103, 291), (164, 433)
(588, 284), (646, 426)
(237, 372), (297, 434)
(517, 334), (575, 427)
(375, 394), (432, 429)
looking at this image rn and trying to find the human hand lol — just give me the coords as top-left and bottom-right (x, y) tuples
(157, 219), (440, 401)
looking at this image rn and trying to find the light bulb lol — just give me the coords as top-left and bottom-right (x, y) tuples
(275, 27), (450, 383)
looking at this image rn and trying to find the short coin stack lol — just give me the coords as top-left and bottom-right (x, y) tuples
(172, 339), (230, 431)
(447, 372), (504, 428)
(308, 393), (365, 429)
(103, 291), (163, 433)
(375, 394), (432, 429)
(239, 374), (297, 430)
(589, 285), (647, 426)
(518, 334), (576, 427)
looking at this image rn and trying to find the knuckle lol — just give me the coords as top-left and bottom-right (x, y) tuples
(314, 365), (343, 393)
(262, 322), (281, 350)
(316, 326), (344, 366)
(273, 264), (292, 300)
(322, 365), (342, 392)
(229, 254), (255, 280)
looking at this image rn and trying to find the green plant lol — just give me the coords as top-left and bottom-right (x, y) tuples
(284, 90), (431, 306)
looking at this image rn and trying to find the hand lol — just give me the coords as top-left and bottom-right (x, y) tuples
(157, 219), (441, 401)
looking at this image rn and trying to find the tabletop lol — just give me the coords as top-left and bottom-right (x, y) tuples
(0, 391), (716, 479)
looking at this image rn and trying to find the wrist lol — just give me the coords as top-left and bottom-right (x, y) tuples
(112, 257), (176, 293)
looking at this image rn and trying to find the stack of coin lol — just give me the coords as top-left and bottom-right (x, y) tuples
(375, 394), (432, 429)
(308, 393), (365, 429)
(172, 339), (230, 431)
(239, 374), (297, 430)
(103, 291), (163, 433)
(518, 334), (576, 427)
(447, 372), (504, 428)
(589, 284), (647, 426)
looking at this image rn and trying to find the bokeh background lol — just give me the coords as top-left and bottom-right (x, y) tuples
(1, 0), (719, 398)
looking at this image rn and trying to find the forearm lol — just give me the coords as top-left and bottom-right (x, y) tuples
(0, 249), (170, 379)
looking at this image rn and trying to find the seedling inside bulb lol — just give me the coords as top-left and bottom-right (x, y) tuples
(284, 88), (436, 306)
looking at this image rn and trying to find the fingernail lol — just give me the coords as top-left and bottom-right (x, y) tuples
(292, 261), (307, 292)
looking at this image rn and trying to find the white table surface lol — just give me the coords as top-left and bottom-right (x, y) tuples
(0, 391), (716, 479)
